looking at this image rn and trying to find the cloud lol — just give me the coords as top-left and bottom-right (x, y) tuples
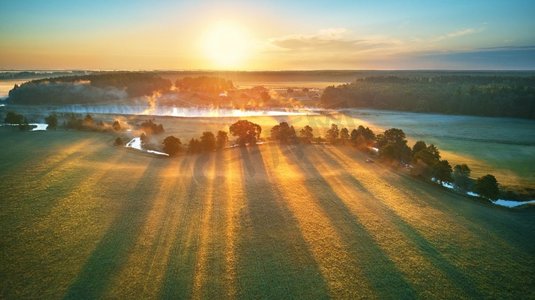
(431, 27), (484, 42)
(269, 28), (399, 53)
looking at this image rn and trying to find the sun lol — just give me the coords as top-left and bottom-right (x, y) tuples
(200, 23), (252, 69)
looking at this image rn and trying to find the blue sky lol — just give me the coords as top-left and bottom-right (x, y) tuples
(1, 0), (534, 70)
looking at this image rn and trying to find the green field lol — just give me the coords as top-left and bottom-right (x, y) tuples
(1, 128), (534, 298)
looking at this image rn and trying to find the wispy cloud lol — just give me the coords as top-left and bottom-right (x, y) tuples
(431, 27), (484, 42)
(269, 28), (399, 53)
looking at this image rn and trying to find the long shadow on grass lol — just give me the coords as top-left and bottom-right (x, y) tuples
(157, 154), (212, 298)
(315, 146), (484, 298)
(195, 150), (232, 298)
(281, 144), (417, 298)
(236, 146), (330, 298)
(332, 147), (535, 258)
(64, 158), (163, 299)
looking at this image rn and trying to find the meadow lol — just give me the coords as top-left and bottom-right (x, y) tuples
(1, 128), (534, 298)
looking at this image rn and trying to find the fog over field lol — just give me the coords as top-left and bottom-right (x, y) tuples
(2, 0), (535, 297)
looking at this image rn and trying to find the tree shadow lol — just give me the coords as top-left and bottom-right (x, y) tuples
(158, 154), (212, 298)
(313, 146), (484, 298)
(236, 146), (330, 298)
(64, 158), (163, 299)
(331, 146), (535, 256)
(281, 145), (417, 298)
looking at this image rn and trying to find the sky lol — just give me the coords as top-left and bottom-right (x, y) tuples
(1, 0), (535, 70)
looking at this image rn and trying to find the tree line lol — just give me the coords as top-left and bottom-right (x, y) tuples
(267, 120), (503, 200)
(321, 75), (535, 119)
(1, 111), (508, 201)
(7, 72), (172, 105)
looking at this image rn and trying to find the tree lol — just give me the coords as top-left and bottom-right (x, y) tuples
(376, 128), (411, 162)
(4, 111), (24, 124)
(340, 128), (350, 144)
(453, 164), (472, 191)
(216, 130), (228, 150)
(299, 125), (314, 143)
(350, 129), (358, 143)
(163, 136), (182, 156)
(271, 122), (297, 144)
(229, 120), (261, 146)
(326, 124), (339, 144)
(83, 114), (94, 127)
(45, 114), (58, 130)
(200, 131), (216, 152)
(412, 141), (427, 156)
(112, 120), (121, 131)
(188, 138), (202, 154)
(356, 125), (375, 143)
(474, 174), (500, 199)
(432, 160), (453, 184)
(140, 119), (164, 135)
(114, 137), (124, 146)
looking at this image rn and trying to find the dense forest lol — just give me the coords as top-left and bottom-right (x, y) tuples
(321, 75), (535, 119)
(7, 72), (172, 105)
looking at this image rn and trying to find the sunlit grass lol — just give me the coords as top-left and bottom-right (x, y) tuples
(0, 129), (534, 298)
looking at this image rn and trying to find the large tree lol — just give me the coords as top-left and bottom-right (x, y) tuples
(432, 160), (453, 184)
(44, 114), (58, 130)
(326, 124), (339, 144)
(163, 136), (182, 156)
(376, 128), (411, 162)
(453, 164), (472, 191)
(200, 131), (216, 152)
(474, 174), (500, 200)
(299, 125), (314, 144)
(216, 130), (228, 150)
(229, 120), (262, 146)
(271, 122), (297, 144)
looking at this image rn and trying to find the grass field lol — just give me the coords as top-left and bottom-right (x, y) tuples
(1, 128), (534, 298)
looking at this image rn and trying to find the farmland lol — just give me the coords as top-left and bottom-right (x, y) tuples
(1, 128), (534, 298)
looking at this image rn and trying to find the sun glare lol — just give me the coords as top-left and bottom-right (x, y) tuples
(201, 23), (252, 69)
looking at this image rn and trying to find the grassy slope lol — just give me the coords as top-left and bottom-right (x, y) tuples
(0, 129), (534, 299)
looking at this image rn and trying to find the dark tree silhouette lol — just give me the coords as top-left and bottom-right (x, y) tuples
(376, 128), (411, 162)
(200, 131), (216, 152)
(163, 136), (182, 156)
(229, 120), (261, 147)
(45, 114), (58, 129)
(271, 122), (297, 144)
(474, 174), (500, 200)
(432, 160), (453, 184)
(340, 128), (350, 144)
(216, 130), (228, 150)
(140, 119), (164, 135)
(412, 141), (427, 155)
(453, 164), (472, 191)
(299, 125), (314, 144)
(188, 138), (202, 154)
(326, 124), (339, 144)
(4, 111), (24, 124)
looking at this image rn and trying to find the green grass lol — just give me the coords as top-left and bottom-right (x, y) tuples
(0, 128), (534, 298)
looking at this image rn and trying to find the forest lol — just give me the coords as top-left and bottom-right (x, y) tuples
(6, 72), (173, 105)
(321, 75), (535, 119)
